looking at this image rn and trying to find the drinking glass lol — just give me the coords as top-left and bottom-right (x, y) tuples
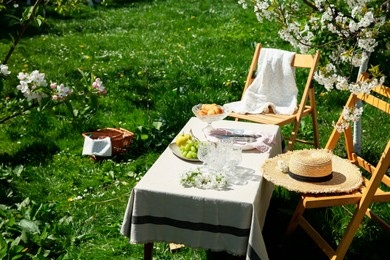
(197, 141), (211, 165)
(227, 145), (243, 170)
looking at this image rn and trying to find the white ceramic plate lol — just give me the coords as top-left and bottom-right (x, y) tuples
(169, 143), (200, 162)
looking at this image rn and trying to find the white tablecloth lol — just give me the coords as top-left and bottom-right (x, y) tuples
(121, 117), (283, 260)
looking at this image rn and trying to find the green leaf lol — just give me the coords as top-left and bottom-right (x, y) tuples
(7, 216), (15, 227)
(31, 205), (41, 221)
(20, 230), (28, 244)
(35, 15), (45, 27)
(0, 235), (8, 259)
(16, 198), (30, 211)
(22, 6), (34, 22)
(11, 253), (24, 260)
(368, 65), (384, 78)
(19, 219), (40, 234)
(59, 215), (73, 225)
(152, 121), (163, 130)
(13, 165), (24, 176)
(10, 236), (21, 248)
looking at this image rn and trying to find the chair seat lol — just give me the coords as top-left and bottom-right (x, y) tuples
(229, 105), (313, 126)
(302, 178), (390, 208)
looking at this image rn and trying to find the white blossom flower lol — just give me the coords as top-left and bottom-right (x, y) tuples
(17, 81), (30, 93)
(343, 106), (363, 122)
(321, 7), (333, 23)
(358, 12), (374, 28)
(277, 160), (289, 173)
(17, 72), (28, 81)
(238, 0), (247, 9)
(56, 83), (71, 99)
(0, 64), (11, 76)
(92, 78), (106, 94)
(180, 169), (227, 190)
(333, 120), (350, 133)
(16, 70), (48, 102)
(29, 70), (47, 87)
(358, 37), (378, 52)
(335, 76), (349, 91)
(351, 5), (360, 18)
(349, 20), (359, 33)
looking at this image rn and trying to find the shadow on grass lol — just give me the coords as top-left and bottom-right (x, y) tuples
(263, 195), (329, 260)
(0, 140), (59, 166)
(263, 190), (390, 260)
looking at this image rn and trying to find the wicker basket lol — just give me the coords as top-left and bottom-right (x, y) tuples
(82, 128), (134, 155)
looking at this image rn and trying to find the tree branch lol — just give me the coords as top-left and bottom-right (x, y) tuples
(2, 0), (44, 64)
(302, 0), (318, 11)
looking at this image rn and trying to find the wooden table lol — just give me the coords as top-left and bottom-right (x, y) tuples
(121, 117), (283, 260)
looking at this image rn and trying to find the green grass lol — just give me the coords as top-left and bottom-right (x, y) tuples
(0, 0), (389, 259)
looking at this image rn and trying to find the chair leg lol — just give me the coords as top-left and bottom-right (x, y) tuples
(287, 121), (299, 151)
(283, 197), (305, 239)
(309, 89), (320, 148)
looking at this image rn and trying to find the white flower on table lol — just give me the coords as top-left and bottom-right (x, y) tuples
(180, 168), (227, 190)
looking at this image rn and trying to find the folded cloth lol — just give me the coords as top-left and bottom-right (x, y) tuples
(82, 136), (112, 157)
(225, 48), (297, 115)
(205, 128), (276, 153)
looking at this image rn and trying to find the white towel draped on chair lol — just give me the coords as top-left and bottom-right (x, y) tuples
(225, 48), (298, 115)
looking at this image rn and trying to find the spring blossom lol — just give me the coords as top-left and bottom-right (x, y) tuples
(238, 0), (387, 131)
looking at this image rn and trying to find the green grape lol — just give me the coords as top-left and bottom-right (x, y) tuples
(187, 151), (196, 159)
(179, 139), (199, 159)
(184, 143), (192, 151)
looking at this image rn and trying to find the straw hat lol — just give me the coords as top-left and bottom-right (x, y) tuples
(260, 149), (363, 194)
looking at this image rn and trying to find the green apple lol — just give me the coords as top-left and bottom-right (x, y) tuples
(176, 133), (192, 147)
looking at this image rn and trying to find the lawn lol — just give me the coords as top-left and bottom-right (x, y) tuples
(0, 0), (389, 259)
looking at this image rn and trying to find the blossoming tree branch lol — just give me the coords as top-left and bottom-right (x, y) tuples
(238, 0), (388, 132)
(0, 65), (107, 124)
(0, 1), (107, 124)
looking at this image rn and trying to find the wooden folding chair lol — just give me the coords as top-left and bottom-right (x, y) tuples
(284, 73), (390, 259)
(229, 43), (321, 150)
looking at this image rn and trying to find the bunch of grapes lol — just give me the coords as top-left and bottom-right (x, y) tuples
(180, 139), (199, 159)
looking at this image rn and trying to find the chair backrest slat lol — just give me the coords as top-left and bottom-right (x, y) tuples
(359, 140), (390, 205)
(291, 53), (317, 68)
(357, 89), (390, 114)
(352, 153), (376, 175)
(372, 85), (390, 97)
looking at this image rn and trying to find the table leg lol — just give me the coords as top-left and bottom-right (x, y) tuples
(144, 242), (153, 260)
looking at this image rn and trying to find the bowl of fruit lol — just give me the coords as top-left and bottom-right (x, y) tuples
(169, 132), (200, 161)
(192, 103), (231, 131)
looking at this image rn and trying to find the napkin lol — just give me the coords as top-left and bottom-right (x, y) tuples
(82, 136), (112, 157)
(205, 128), (276, 153)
